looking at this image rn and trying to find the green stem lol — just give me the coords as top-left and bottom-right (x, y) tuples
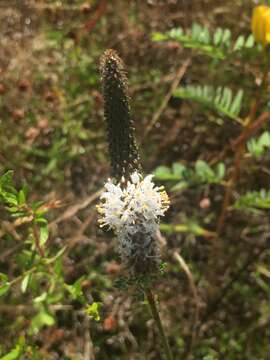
(146, 289), (174, 360)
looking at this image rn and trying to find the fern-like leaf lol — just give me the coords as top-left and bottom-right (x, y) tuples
(173, 85), (243, 122)
(234, 189), (270, 212)
(152, 24), (255, 59)
(247, 131), (270, 157)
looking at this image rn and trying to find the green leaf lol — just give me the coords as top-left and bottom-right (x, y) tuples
(0, 350), (21, 360)
(151, 32), (167, 41)
(191, 23), (202, 40)
(260, 131), (270, 146)
(1, 193), (18, 206)
(30, 310), (55, 335)
(0, 337), (25, 360)
(216, 163), (225, 180)
(53, 246), (67, 259)
(234, 189), (270, 212)
(65, 277), (85, 303)
(0, 171), (18, 206)
(152, 24), (254, 60)
(34, 216), (48, 224)
(0, 283), (10, 297)
(21, 273), (32, 293)
(0, 273), (8, 282)
(85, 302), (102, 321)
(154, 163), (188, 182)
(214, 27), (223, 46)
(18, 189), (26, 205)
(0, 273), (10, 297)
(54, 257), (63, 277)
(203, 355), (219, 360)
(31, 200), (45, 211)
(195, 160), (215, 182)
(195, 160), (225, 184)
(245, 34), (255, 48)
(229, 89), (244, 117)
(170, 181), (188, 192)
(173, 85), (243, 122)
(221, 28), (231, 45)
(160, 220), (213, 237)
(247, 131), (270, 157)
(172, 163), (187, 177)
(233, 35), (245, 51)
(0, 171), (14, 188)
(154, 166), (179, 181)
(160, 223), (188, 235)
(34, 292), (48, 304)
(39, 224), (49, 246)
(155, 161), (225, 188)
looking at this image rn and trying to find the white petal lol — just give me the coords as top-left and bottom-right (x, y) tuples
(131, 172), (140, 184)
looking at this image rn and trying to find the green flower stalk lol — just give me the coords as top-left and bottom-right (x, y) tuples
(100, 49), (141, 181)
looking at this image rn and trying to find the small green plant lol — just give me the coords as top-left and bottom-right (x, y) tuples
(152, 10), (270, 358)
(152, 24), (255, 59)
(154, 160), (225, 189)
(0, 170), (50, 259)
(153, 16), (270, 235)
(233, 189), (270, 212)
(0, 171), (95, 357)
(173, 85), (244, 123)
(247, 131), (270, 157)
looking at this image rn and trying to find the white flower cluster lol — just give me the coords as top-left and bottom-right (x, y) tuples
(97, 171), (169, 234)
(97, 171), (170, 272)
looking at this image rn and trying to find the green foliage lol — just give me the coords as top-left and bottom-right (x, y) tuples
(195, 160), (225, 183)
(173, 85), (244, 122)
(160, 220), (212, 237)
(154, 160), (225, 190)
(65, 277), (86, 304)
(0, 171), (18, 207)
(21, 273), (32, 293)
(0, 170), (78, 351)
(247, 131), (270, 157)
(154, 163), (187, 181)
(0, 171), (50, 254)
(0, 338), (26, 360)
(203, 355), (219, 360)
(85, 302), (102, 321)
(152, 24), (255, 59)
(233, 189), (270, 212)
(0, 273), (10, 297)
(29, 309), (55, 335)
(1, 2), (270, 359)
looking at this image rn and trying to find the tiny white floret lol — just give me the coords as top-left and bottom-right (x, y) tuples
(97, 171), (170, 269)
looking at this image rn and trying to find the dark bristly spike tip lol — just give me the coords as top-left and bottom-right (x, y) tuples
(100, 49), (141, 181)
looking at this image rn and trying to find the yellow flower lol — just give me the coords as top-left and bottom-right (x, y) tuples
(251, 5), (270, 45)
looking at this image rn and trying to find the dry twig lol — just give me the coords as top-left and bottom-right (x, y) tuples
(50, 189), (102, 227)
(173, 251), (200, 358)
(141, 58), (191, 142)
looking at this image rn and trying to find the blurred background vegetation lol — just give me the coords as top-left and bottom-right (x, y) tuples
(1, 0), (270, 359)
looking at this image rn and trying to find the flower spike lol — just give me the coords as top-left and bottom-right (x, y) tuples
(100, 49), (141, 181)
(97, 171), (170, 274)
